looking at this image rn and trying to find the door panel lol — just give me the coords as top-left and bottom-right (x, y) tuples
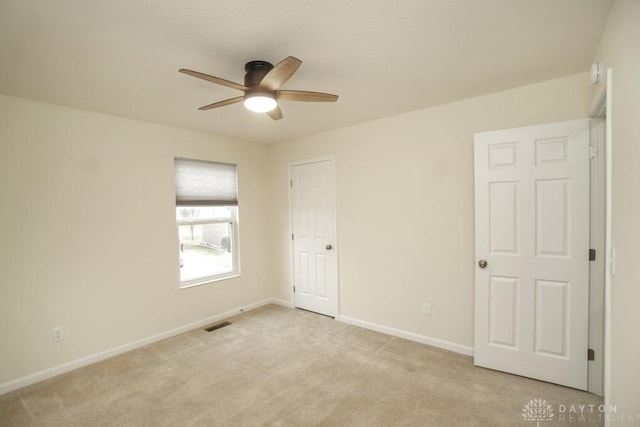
(534, 279), (569, 357)
(489, 181), (519, 254)
(474, 119), (589, 390)
(536, 179), (569, 256)
(488, 276), (518, 348)
(297, 252), (310, 295)
(290, 160), (338, 317)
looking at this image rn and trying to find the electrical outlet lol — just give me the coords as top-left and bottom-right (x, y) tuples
(422, 303), (432, 317)
(52, 326), (64, 342)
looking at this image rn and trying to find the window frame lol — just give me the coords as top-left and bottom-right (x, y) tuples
(174, 157), (241, 289)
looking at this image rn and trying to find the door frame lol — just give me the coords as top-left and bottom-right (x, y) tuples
(589, 69), (613, 412)
(287, 156), (340, 316)
(588, 117), (606, 396)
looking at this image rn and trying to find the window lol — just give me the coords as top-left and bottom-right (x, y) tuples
(175, 158), (240, 287)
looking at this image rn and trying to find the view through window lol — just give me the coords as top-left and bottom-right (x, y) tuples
(177, 206), (237, 283)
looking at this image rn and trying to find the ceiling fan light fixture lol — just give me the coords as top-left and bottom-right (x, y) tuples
(244, 93), (277, 113)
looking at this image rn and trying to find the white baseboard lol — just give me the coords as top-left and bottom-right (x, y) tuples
(1, 299), (471, 395)
(336, 314), (474, 357)
(267, 297), (294, 308)
(0, 298), (279, 395)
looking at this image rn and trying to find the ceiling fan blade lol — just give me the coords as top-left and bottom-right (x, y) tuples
(259, 56), (302, 91)
(266, 105), (283, 120)
(198, 96), (244, 110)
(179, 69), (248, 92)
(277, 90), (339, 102)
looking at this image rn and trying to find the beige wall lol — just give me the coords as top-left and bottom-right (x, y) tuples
(0, 71), (603, 392)
(592, 0), (640, 422)
(268, 73), (592, 348)
(0, 94), (270, 385)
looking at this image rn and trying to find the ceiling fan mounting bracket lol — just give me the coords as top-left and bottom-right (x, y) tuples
(244, 60), (273, 71)
(244, 60), (274, 87)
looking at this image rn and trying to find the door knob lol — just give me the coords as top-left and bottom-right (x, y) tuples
(326, 244), (333, 250)
(478, 259), (488, 269)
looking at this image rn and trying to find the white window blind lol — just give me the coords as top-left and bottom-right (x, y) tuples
(174, 158), (238, 206)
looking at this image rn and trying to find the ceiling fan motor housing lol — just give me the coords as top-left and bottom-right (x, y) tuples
(244, 61), (274, 87)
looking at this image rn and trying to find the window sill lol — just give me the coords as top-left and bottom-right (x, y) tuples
(179, 272), (240, 289)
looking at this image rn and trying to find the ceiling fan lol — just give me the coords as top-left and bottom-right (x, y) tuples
(179, 56), (338, 120)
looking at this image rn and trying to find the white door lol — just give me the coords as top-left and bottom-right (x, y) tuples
(474, 119), (590, 390)
(290, 159), (338, 317)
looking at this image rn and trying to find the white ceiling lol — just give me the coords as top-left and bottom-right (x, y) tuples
(0, 0), (612, 144)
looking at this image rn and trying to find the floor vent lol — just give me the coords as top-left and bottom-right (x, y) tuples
(204, 321), (231, 332)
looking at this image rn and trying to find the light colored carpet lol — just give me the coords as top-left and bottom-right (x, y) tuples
(0, 305), (603, 426)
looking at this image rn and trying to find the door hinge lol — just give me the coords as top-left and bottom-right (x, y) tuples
(293, 285), (296, 293)
(292, 233), (294, 241)
(290, 180), (293, 188)
(588, 348), (595, 361)
(589, 146), (598, 159)
(589, 249), (596, 261)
